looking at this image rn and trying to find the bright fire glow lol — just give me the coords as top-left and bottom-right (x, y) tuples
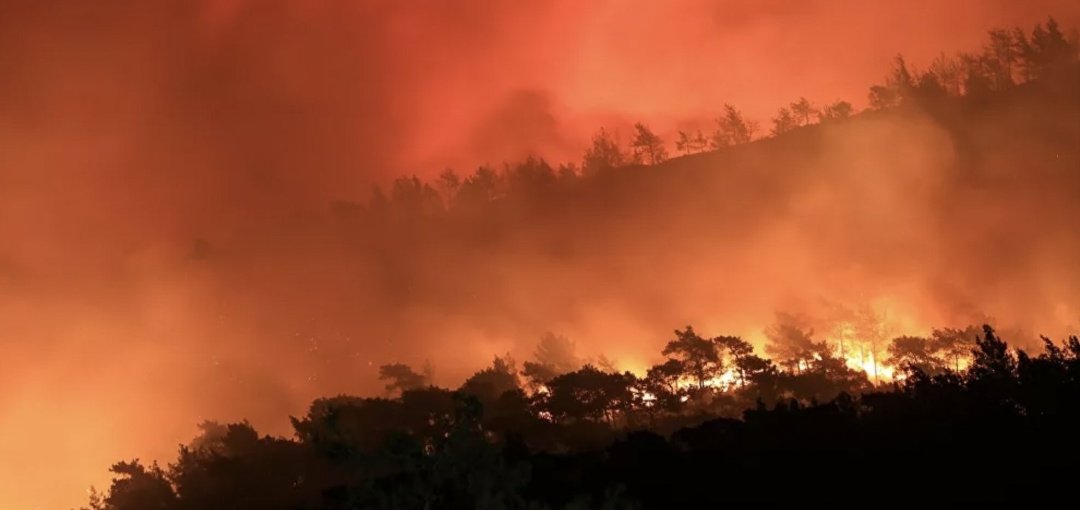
(846, 353), (896, 382)
(2, 3), (1076, 509)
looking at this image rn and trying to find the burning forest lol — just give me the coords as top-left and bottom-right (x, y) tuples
(0, 1), (1078, 508)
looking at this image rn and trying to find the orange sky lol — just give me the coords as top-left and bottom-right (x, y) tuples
(1, 1), (1079, 508)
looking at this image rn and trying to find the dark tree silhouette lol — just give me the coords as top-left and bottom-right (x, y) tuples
(661, 326), (722, 389)
(711, 104), (757, 147)
(81, 461), (175, 510)
(521, 361), (560, 391)
(642, 358), (686, 412)
(83, 323), (1080, 508)
(764, 312), (819, 373)
(713, 335), (754, 385)
(1016, 17), (1078, 80)
(818, 100), (853, 121)
(543, 365), (635, 424)
(378, 363), (429, 396)
(533, 332), (581, 375)
(459, 355), (520, 404)
(79, 19), (1080, 508)
(644, 359), (684, 395)
(789, 97), (818, 126)
(435, 167), (461, 205)
(868, 84), (900, 110)
(969, 325), (1017, 383)
(582, 128), (627, 173)
(390, 175), (443, 217)
(504, 156), (558, 201)
(455, 164), (502, 208)
(983, 28), (1021, 89)
(770, 106), (797, 136)
(928, 52), (965, 95)
(868, 54), (914, 109)
(675, 129), (710, 155)
(630, 122), (668, 165)
(932, 326), (978, 372)
(886, 335), (946, 375)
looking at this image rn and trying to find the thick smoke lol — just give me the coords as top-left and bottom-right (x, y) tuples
(0, 1), (1078, 508)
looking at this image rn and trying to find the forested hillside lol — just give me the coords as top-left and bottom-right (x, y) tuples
(80, 18), (1080, 510)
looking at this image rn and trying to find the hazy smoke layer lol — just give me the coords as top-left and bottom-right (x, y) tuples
(0, 1), (1078, 508)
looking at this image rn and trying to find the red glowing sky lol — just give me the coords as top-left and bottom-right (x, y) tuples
(1, 1), (1078, 509)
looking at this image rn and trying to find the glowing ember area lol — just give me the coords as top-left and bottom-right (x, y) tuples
(636, 389), (658, 405)
(1, 1), (1079, 508)
(705, 370), (741, 391)
(846, 353), (894, 382)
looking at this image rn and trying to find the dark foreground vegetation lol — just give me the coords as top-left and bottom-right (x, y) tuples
(81, 18), (1080, 509)
(84, 326), (1080, 508)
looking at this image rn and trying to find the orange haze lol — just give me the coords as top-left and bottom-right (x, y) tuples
(1, 1), (1079, 508)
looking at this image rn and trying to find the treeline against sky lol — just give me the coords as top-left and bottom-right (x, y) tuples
(84, 325), (1080, 507)
(364, 16), (1077, 188)
(134, 15), (1080, 405)
(79, 18), (1080, 509)
(307, 16), (1080, 370)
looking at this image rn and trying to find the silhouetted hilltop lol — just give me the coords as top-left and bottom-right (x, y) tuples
(81, 324), (1080, 508)
(79, 20), (1080, 510)
(588, 60), (1079, 219)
